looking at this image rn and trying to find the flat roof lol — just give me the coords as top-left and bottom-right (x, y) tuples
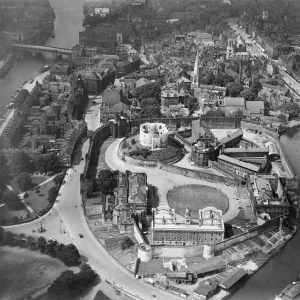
(218, 154), (260, 172)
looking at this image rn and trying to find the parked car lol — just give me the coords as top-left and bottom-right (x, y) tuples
(79, 233), (84, 238)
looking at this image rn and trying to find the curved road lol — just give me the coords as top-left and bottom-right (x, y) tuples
(4, 99), (240, 300)
(105, 139), (239, 222)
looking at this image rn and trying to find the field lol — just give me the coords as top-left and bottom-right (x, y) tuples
(0, 246), (68, 300)
(167, 184), (229, 218)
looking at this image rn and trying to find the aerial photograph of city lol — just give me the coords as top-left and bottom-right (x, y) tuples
(1, 0), (300, 299)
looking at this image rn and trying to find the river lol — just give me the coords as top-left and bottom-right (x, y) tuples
(0, 0), (84, 118)
(0, 1), (300, 299)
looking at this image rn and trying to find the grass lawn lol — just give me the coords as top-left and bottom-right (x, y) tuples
(25, 179), (56, 214)
(0, 246), (68, 300)
(94, 290), (112, 300)
(9, 175), (48, 194)
(121, 134), (147, 154)
(32, 175), (48, 187)
(167, 184), (229, 218)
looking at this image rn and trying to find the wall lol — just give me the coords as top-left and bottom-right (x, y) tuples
(215, 215), (283, 252)
(83, 124), (111, 178)
(158, 163), (239, 187)
(241, 119), (295, 178)
(134, 220), (153, 262)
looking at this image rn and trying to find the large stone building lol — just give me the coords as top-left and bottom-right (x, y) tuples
(152, 206), (224, 246)
(190, 120), (218, 166)
(113, 171), (148, 232)
(139, 122), (169, 150)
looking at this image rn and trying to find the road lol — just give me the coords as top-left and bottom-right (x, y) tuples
(105, 139), (239, 223)
(4, 98), (183, 300)
(229, 21), (300, 98)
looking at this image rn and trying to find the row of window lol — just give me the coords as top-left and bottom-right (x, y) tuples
(164, 236), (219, 242)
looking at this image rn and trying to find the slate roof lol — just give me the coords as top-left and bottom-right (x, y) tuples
(128, 173), (147, 204)
(246, 101), (265, 114)
(218, 154), (260, 172)
(218, 129), (243, 145)
(223, 97), (245, 107)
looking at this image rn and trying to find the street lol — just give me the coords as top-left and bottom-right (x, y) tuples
(229, 21), (300, 98)
(4, 97), (183, 300)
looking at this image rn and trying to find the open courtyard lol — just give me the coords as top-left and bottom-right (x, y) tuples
(167, 184), (229, 218)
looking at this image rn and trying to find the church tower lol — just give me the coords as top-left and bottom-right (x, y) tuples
(191, 51), (199, 89)
(226, 39), (235, 60)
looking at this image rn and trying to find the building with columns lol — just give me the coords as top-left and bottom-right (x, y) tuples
(152, 206), (224, 246)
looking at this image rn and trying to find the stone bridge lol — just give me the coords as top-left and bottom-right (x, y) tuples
(11, 44), (72, 57)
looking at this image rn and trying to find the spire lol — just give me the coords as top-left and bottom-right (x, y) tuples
(192, 50), (199, 88)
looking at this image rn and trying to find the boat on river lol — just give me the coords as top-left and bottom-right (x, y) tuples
(39, 65), (51, 72)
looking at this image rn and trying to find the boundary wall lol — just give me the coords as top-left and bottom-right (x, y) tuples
(241, 120), (295, 178)
(83, 124), (111, 178)
(117, 145), (239, 187)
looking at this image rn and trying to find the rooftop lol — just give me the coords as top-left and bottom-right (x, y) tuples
(218, 154), (260, 172)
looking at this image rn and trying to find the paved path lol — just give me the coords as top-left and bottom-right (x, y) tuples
(105, 139), (239, 222)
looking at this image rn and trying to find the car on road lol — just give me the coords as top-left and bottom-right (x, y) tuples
(79, 233), (84, 238)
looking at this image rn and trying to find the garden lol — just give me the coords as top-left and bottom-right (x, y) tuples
(167, 184), (229, 218)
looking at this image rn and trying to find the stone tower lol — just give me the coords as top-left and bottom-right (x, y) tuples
(191, 51), (199, 89)
(117, 33), (123, 46)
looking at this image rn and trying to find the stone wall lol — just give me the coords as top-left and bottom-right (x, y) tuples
(209, 160), (246, 184)
(215, 215), (283, 252)
(83, 124), (111, 179)
(158, 163), (239, 187)
(241, 119), (295, 178)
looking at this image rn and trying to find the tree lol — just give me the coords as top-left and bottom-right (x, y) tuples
(11, 152), (33, 173)
(36, 236), (47, 253)
(48, 187), (58, 205)
(47, 264), (98, 299)
(278, 102), (300, 118)
(97, 170), (117, 194)
(16, 172), (33, 192)
(2, 231), (15, 245)
(33, 153), (62, 173)
(139, 98), (161, 118)
(54, 174), (65, 186)
(240, 89), (257, 101)
(121, 236), (135, 250)
(250, 79), (263, 95)
(3, 191), (21, 210)
(226, 82), (244, 97)
(57, 244), (81, 266)
(0, 155), (8, 183)
(131, 138), (136, 145)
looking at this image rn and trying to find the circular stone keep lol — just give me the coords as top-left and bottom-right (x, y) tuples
(167, 185), (229, 218)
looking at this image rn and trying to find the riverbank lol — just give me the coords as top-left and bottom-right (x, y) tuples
(0, 53), (14, 78)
